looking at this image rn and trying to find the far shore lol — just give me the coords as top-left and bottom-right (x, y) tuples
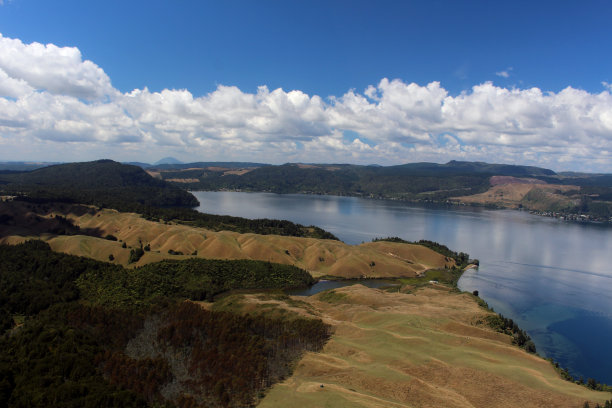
(189, 189), (612, 224)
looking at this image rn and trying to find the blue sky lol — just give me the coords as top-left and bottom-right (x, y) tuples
(0, 0), (611, 172)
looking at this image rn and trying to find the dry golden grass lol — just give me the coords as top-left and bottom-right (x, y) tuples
(145, 170), (162, 179)
(453, 182), (579, 210)
(258, 285), (611, 408)
(222, 168), (253, 175)
(0, 202), (450, 276)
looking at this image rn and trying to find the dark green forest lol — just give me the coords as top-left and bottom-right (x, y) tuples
(0, 160), (199, 208)
(159, 161), (497, 199)
(0, 241), (331, 407)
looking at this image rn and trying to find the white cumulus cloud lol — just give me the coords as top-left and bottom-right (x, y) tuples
(0, 34), (114, 99)
(495, 67), (513, 78)
(0, 34), (610, 172)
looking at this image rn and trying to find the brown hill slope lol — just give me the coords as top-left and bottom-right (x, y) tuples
(452, 176), (579, 211)
(0, 201), (452, 278)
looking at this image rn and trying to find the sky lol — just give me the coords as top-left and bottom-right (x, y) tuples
(0, 0), (611, 172)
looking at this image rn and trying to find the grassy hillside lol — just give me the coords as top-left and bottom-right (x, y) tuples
(0, 201), (450, 279)
(453, 182), (579, 211)
(452, 177), (612, 220)
(256, 285), (610, 408)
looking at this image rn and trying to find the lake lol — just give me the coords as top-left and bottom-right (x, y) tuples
(194, 191), (612, 384)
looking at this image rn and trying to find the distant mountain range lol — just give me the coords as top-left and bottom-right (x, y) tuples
(150, 160), (611, 193)
(1, 159), (610, 220)
(153, 157), (183, 165)
(3, 158), (608, 178)
(143, 160), (610, 220)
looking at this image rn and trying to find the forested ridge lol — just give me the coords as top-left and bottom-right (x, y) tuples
(0, 241), (331, 407)
(160, 161), (496, 199)
(137, 206), (338, 239)
(0, 159), (199, 208)
(0, 160), (339, 239)
(154, 161), (612, 219)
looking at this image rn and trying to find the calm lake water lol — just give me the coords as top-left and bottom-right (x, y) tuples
(194, 191), (612, 383)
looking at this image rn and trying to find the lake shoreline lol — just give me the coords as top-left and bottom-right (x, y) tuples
(298, 267), (612, 394)
(190, 188), (612, 225)
(193, 190), (612, 385)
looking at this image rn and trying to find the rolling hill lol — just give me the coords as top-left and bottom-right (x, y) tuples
(0, 201), (452, 279)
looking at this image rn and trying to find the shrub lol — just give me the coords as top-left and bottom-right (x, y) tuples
(128, 248), (144, 264)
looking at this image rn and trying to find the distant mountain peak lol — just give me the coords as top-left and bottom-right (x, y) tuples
(154, 157), (183, 165)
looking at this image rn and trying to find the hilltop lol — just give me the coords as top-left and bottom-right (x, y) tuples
(0, 159), (199, 208)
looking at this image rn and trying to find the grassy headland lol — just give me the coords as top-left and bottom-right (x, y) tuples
(255, 284), (610, 408)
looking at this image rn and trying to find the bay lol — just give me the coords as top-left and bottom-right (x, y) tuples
(194, 191), (612, 383)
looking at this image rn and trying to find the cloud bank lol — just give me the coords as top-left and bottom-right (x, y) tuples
(0, 34), (610, 172)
